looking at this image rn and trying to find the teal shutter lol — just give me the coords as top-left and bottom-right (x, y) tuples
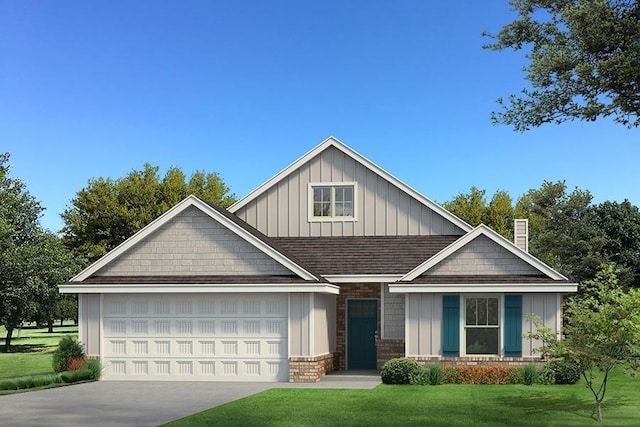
(504, 295), (522, 357)
(442, 295), (460, 357)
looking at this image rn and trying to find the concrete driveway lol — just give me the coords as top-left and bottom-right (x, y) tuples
(0, 381), (273, 426)
(0, 374), (380, 426)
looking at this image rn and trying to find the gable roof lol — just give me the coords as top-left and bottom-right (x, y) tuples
(400, 224), (569, 281)
(228, 136), (472, 232)
(70, 195), (321, 282)
(272, 235), (459, 275)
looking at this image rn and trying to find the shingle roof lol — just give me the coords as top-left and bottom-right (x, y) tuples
(271, 235), (460, 275)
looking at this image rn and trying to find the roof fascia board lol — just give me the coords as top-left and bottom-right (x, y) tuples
(72, 195), (318, 282)
(229, 136), (472, 232)
(401, 224), (567, 281)
(323, 274), (403, 283)
(59, 283), (340, 294)
(388, 283), (578, 293)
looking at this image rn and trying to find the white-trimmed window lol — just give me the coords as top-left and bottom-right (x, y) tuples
(308, 183), (356, 221)
(464, 296), (500, 355)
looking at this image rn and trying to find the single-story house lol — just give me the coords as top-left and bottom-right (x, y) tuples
(60, 136), (577, 382)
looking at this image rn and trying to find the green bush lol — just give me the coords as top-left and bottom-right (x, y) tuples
(547, 360), (581, 384)
(60, 369), (93, 384)
(537, 367), (556, 385)
(84, 359), (103, 380)
(521, 364), (539, 385)
(507, 367), (522, 384)
(441, 367), (461, 384)
(409, 367), (430, 385)
(427, 364), (442, 385)
(381, 358), (421, 384)
(52, 336), (85, 373)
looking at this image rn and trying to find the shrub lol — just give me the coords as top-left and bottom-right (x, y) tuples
(52, 336), (85, 373)
(521, 364), (539, 385)
(60, 369), (93, 384)
(537, 366), (556, 385)
(84, 359), (103, 380)
(457, 366), (512, 384)
(409, 367), (430, 385)
(427, 364), (442, 385)
(67, 357), (86, 371)
(381, 358), (421, 384)
(441, 367), (460, 384)
(507, 367), (522, 384)
(547, 360), (581, 384)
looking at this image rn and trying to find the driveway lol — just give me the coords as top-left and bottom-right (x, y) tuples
(0, 381), (273, 426)
(0, 375), (380, 426)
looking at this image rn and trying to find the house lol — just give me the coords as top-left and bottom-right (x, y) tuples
(59, 136), (577, 382)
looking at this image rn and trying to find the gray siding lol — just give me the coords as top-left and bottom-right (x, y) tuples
(78, 294), (101, 356)
(234, 146), (465, 237)
(314, 293), (336, 355)
(522, 293), (561, 357)
(406, 293), (442, 356)
(289, 293), (311, 356)
(97, 206), (290, 276)
(383, 284), (405, 339)
(426, 235), (540, 276)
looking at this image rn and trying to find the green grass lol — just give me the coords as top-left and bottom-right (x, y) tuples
(0, 324), (78, 380)
(166, 370), (638, 426)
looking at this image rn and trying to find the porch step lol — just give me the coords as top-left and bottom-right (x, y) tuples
(323, 371), (380, 382)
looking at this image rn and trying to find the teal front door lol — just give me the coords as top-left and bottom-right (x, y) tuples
(347, 299), (378, 370)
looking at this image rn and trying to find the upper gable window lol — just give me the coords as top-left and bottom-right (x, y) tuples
(309, 183), (357, 222)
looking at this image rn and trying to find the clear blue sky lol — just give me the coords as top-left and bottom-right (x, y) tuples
(1, 1), (638, 232)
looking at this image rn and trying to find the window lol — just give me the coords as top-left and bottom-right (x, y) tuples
(465, 297), (499, 355)
(309, 183), (356, 221)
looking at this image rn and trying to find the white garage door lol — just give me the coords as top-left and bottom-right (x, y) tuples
(101, 293), (288, 382)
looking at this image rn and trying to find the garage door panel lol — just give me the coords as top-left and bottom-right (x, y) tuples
(102, 294), (288, 382)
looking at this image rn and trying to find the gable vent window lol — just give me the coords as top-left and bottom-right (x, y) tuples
(309, 183), (357, 221)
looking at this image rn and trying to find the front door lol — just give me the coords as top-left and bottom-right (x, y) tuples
(347, 299), (377, 370)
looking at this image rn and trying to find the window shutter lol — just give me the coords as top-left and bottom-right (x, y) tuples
(504, 295), (522, 357)
(442, 295), (460, 357)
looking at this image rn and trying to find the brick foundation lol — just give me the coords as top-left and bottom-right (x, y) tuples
(376, 339), (405, 370)
(289, 353), (337, 382)
(336, 283), (381, 370)
(412, 356), (543, 367)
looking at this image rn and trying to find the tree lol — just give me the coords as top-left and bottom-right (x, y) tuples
(444, 186), (488, 226)
(484, 0), (640, 130)
(585, 200), (640, 286)
(485, 190), (515, 240)
(61, 164), (236, 262)
(561, 264), (640, 422)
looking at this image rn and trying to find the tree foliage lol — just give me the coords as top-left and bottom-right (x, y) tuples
(0, 153), (80, 351)
(61, 164), (236, 262)
(485, 0), (640, 130)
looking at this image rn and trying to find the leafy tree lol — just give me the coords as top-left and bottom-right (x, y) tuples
(585, 200), (640, 286)
(61, 164), (236, 262)
(561, 265), (640, 422)
(485, 190), (515, 240)
(444, 186), (488, 226)
(485, 0), (640, 130)
(55, 295), (78, 326)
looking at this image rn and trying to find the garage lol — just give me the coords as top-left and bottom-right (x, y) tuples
(101, 293), (289, 382)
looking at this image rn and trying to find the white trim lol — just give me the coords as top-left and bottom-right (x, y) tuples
(59, 283), (340, 294)
(461, 294), (502, 357)
(228, 136), (471, 232)
(401, 224), (568, 281)
(404, 293), (409, 356)
(71, 195), (318, 282)
(78, 294), (85, 350)
(389, 283), (578, 293)
(99, 294), (104, 365)
(287, 293), (291, 361)
(323, 274), (403, 283)
(380, 283), (385, 339)
(307, 182), (358, 222)
(556, 293), (562, 337)
(309, 293), (315, 356)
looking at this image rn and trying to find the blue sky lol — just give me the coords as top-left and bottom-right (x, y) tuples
(1, 0), (638, 232)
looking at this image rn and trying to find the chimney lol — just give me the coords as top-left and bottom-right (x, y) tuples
(514, 219), (529, 252)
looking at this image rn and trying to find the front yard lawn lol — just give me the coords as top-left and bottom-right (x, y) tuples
(0, 325), (78, 380)
(166, 369), (638, 426)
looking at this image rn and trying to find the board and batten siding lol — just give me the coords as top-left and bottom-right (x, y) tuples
(234, 146), (465, 237)
(406, 293), (443, 356)
(78, 294), (101, 357)
(96, 206), (290, 277)
(522, 293), (561, 357)
(314, 293), (337, 355)
(289, 293), (311, 357)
